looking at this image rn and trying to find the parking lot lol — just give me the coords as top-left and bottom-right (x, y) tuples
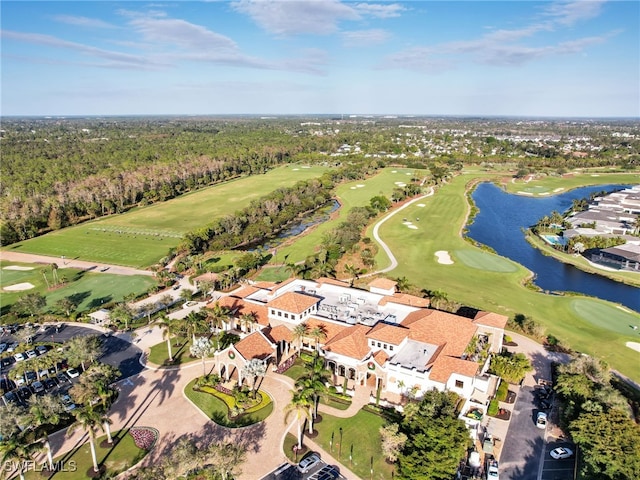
(261, 455), (346, 480)
(540, 440), (576, 480)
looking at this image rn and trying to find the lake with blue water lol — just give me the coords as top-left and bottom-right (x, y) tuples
(467, 182), (639, 313)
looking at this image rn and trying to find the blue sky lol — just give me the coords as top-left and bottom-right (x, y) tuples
(1, 1), (638, 117)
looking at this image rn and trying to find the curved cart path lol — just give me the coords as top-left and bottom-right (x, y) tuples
(366, 187), (434, 275)
(0, 251), (152, 276)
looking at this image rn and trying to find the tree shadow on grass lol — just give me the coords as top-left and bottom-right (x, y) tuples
(87, 295), (113, 310)
(67, 291), (91, 306)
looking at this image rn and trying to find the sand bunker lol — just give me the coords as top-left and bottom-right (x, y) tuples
(416, 204), (425, 207)
(553, 188), (564, 192)
(301, 166), (311, 168)
(408, 225), (418, 229)
(626, 342), (640, 353)
(357, 184), (365, 188)
(292, 168), (300, 171)
(350, 186), (357, 189)
(391, 170), (397, 173)
(516, 192), (534, 196)
(403, 221), (413, 225)
(4, 282), (35, 291)
(3, 265), (34, 271)
(435, 251), (454, 265)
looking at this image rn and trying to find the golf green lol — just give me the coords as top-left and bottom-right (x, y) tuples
(570, 299), (640, 335)
(454, 249), (518, 272)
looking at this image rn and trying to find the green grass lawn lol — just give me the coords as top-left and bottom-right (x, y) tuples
(23, 429), (147, 480)
(4, 165), (328, 268)
(147, 336), (195, 366)
(504, 171), (639, 196)
(454, 249), (518, 272)
(310, 409), (395, 480)
(0, 261), (156, 315)
(270, 167), (428, 265)
(371, 173), (640, 380)
(184, 378), (273, 427)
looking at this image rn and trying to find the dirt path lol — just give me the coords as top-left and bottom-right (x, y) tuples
(0, 251), (153, 276)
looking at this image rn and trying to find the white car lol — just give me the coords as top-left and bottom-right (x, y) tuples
(66, 368), (80, 379)
(13, 352), (25, 362)
(297, 453), (321, 473)
(26, 350), (38, 359)
(486, 458), (499, 479)
(550, 447), (573, 460)
(536, 411), (548, 429)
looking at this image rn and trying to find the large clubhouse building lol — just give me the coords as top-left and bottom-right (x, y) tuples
(206, 277), (507, 411)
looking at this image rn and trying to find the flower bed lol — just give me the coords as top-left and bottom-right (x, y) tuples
(275, 354), (298, 374)
(129, 426), (159, 451)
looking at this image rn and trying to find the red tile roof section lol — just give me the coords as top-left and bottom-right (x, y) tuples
(366, 322), (410, 345)
(429, 356), (479, 383)
(264, 325), (293, 343)
(372, 350), (389, 366)
(323, 324), (371, 360)
(267, 291), (319, 314)
(315, 278), (351, 288)
(305, 318), (348, 344)
(234, 331), (275, 361)
(229, 286), (261, 298)
(379, 293), (430, 308)
(367, 277), (398, 290)
(206, 297), (269, 326)
(473, 311), (508, 329)
(402, 309), (478, 357)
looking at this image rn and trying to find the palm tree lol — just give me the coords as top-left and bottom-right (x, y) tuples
(27, 395), (65, 470)
(206, 302), (232, 334)
(292, 322), (309, 352)
(110, 303), (134, 331)
(66, 335), (102, 371)
(239, 313), (257, 333)
(308, 325), (327, 352)
(184, 311), (208, 343)
(283, 391), (312, 450)
(344, 263), (360, 286)
(158, 315), (181, 362)
(137, 303), (155, 324)
(395, 276), (410, 293)
(50, 263), (60, 286)
(67, 408), (107, 474)
(0, 435), (42, 480)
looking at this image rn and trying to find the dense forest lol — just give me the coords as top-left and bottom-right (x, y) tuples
(1, 116), (638, 246)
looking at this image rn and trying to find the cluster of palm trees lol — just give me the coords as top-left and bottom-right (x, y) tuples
(284, 353), (331, 450)
(0, 339), (118, 479)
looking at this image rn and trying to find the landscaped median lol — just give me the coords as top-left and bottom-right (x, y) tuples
(185, 377), (273, 427)
(23, 428), (153, 480)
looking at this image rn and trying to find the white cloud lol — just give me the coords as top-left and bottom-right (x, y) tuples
(342, 29), (390, 46)
(543, 0), (607, 26)
(232, 0), (359, 35)
(51, 15), (117, 29)
(353, 3), (405, 18)
(128, 17), (238, 51)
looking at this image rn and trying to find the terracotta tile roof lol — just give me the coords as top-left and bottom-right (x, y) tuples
(378, 293), (430, 308)
(194, 272), (219, 283)
(401, 309), (477, 357)
(305, 318), (347, 344)
(267, 291), (319, 314)
(315, 277), (350, 288)
(372, 350), (389, 366)
(473, 311), (508, 329)
(323, 324), (371, 360)
(270, 278), (297, 294)
(367, 277), (397, 291)
(263, 325), (293, 343)
(229, 285), (261, 298)
(253, 281), (278, 290)
(205, 297), (269, 326)
(206, 296), (243, 311)
(234, 331), (275, 361)
(366, 322), (410, 345)
(429, 355), (479, 383)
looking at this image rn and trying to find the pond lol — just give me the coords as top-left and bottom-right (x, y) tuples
(241, 199), (340, 251)
(467, 182), (639, 313)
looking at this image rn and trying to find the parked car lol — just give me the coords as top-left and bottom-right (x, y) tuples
(57, 372), (70, 383)
(297, 453), (321, 473)
(43, 378), (57, 390)
(26, 350), (38, 359)
(0, 378), (16, 394)
(486, 458), (499, 479)
(6, 342), (19, 352)
(0, 343), (7, 353)
(61, 394), (76, 412)
(66, 368), (80, 379)
(550, 447), (573, 460)
(35, 345), (48, 355)
(31, 381), (45, 395)
(1, 357), (14, 368)
(536, 412), (548, 429)
(16, 385), (32, 402)
(24, 371), (37, 383)
(317, 465), (339, 480)
(2, 391), (19, 406)
(13, 352), (25, 362)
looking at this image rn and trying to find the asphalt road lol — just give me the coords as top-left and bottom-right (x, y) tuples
(500, 386), (546, 480)
(2, 324), (143, 380)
